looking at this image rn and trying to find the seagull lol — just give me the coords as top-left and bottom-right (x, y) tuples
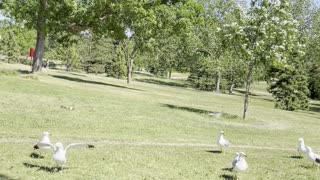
(306, 146), (320, 167)
(297, 138), (307, 157)
(39, 142), (94, 169)
(217, 131), (230, 154)
(232, 152), (240, 169)
(233, 152), (248, 173)
(33, 132), (52, 152)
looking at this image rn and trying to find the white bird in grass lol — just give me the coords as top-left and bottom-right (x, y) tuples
(232, 152), (240, 169)
(39, 142), (94, 170)
(306, 146), (320, 167)
(233, 152), (248, 173)
(297, 138), (307, 157)
(34, 132), (52, 152)
(217, 131), (230, 154)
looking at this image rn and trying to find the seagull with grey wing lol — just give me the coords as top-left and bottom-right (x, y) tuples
(217, 131), (230, 154)
(33, 132), (52, 154)
(39, 141), (94, 169)
(232, 152), (240, 169)
(297, 138), (307, 157)
(233, 152), (248, 173)
(306, 146), (320, 167)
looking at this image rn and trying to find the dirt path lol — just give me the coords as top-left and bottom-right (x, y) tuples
(0, 138), (296, 152)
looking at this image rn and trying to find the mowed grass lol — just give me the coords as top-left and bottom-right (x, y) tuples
(0, 62), (320, 179)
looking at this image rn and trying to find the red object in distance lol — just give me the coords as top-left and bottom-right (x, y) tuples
(29, 48), (34, 58)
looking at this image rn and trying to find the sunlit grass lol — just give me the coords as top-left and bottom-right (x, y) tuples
(0, 63), (320, 179)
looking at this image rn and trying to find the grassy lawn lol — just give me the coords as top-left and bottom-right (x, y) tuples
(1, 62), (320, 179)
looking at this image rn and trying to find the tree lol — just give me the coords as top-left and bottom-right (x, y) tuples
(224, 0), (307, 119)
(1, 0), (118, 73)
(265, 0), (309, 111)
(1, 26), (20, 63)
(116, 0), (203, 83)
(197, 0), (238, 93)
(304, 8), (320, 99)
(267, 64), (309, 110)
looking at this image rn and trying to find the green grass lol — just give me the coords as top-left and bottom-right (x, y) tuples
(1, 63), (320, 179)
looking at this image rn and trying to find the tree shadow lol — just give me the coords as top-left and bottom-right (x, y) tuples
(309, 106), (320, 113)
(30, 152), (44, 159)
(135, 78), (188, 88)
(205, 150), (222, 154)
(17, 70), (31, 74)
(163, 104), (212, 114)
(162, 104), (239, 119)
(23, 162), (66, 173)
(219, 174), (237, 180)
(133, 71), (154, 77)
(230, 92), (274, 103)
(51, 75), (143, 91)
(0, 174), (16, 180)
(299, 164), (313, 169)
(289, 155), (303, 159)
(233, 89), (260, 96)
(70, 72), (87, 77)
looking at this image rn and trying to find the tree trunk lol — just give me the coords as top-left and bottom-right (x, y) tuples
(215, 71), (221, 93)
(32, 0), (47, 73)
(243, 59), (255, 119)
(229, 84), (234, 94)
(127, 57), (133, 84)
(66, 64), (71, 71)
(168, 69), (172, 79)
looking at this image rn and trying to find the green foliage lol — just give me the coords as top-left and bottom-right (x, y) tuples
(267, 64), (309, 111)
(308, 65), (320, 100)
(47, 43), (80, 71)
(304, 9), (320, 100)
(15, 28), (36, 56)
(0, 27), (20, 63)
(188, 57), (217, 91)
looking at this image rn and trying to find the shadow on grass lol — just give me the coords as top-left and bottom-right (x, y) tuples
(233, 89), (259, 96)
(221, 168), (233, 172)
(133, 71), (154, 77)
(289, 155), (303, 159)
(162, 104), (239, 119)
(51, 75), (143, 91)
(69, 72), (87, 77)
(205, 150), (222, 154)
(299, 164), (313, 169)
(0, 174), (16, 180)
(30, 152), (44, 159)
(23, 162), (66, 173)
(230, 91), (274, 103)
(219, 174), (237, 180)
(163, 104), (211, 114)
(17, 70), (31, 74)
(309, 106), (320, 113)
(135, 78), (188, 88)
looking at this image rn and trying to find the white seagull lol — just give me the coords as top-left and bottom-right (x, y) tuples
(233, 152), (248, 173)
(217, 131), (230, 153)
(232, 152), (240, 169)
(306, 146), (320, 166)
(39, 142), (94, 169)
(297, 138), (307, 157)
(34, 132), (52, 152)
